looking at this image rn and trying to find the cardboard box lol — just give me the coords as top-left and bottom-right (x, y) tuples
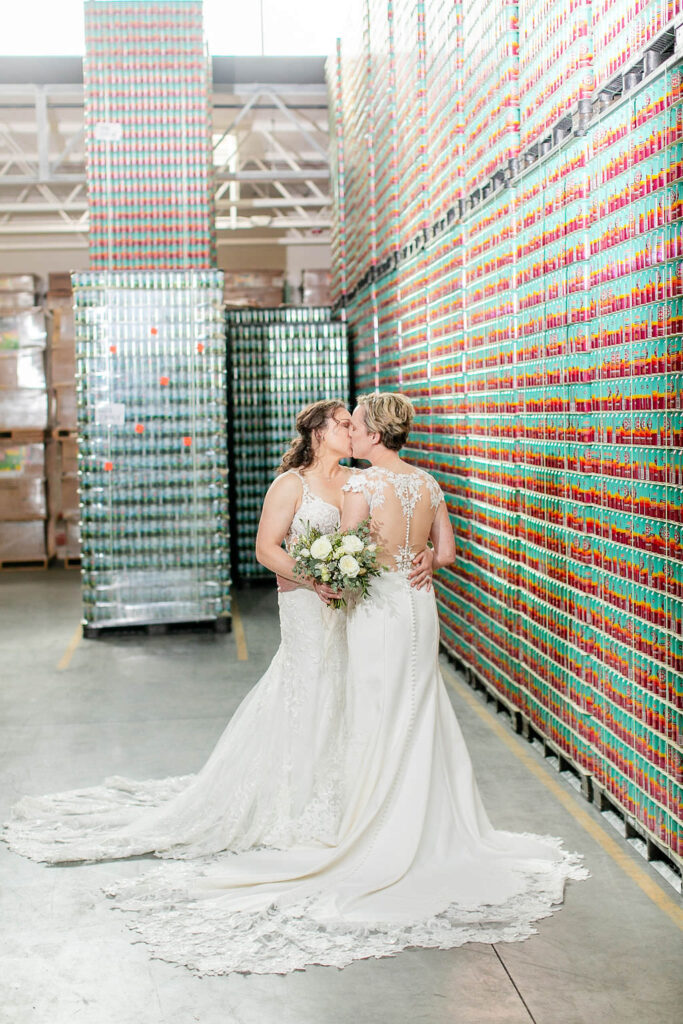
(0, 292), (34, 313)
(0, 477), (46, 520)
(47, 295), (74, 314)
(60, 474), (79, 515)
(0, 274), (37, 293)
(223, 270), (284, 308)
(61, 438), (78, 475)
(0, 520), (46, 561)
(51, 384), (77, 430)
(46, 439), (78, 516)
(0, 350), (46, 389)
(0, 388), (48, 430)
(49, 346), (76, 386)
(52, 309), (75, 343)
(47, 272), (73, 297)
(0, 442), (45, 477)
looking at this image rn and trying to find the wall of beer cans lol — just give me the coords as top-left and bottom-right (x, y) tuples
(329, 1), (683, 866)
(226, 308), (350, 580)
(84, 0), (215, 270)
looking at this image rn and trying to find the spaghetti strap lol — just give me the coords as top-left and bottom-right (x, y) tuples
(287, 468), (310, 494)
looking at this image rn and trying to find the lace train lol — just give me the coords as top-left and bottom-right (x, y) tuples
(104, 834), (589, 975)
(2, 585), (348, 865)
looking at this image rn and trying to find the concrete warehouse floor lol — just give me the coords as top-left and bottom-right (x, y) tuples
(1, 569), (681, 1024)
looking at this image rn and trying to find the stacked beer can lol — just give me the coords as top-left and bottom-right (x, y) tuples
(76, 2), (229, 632)
(226, 308), (349, 580)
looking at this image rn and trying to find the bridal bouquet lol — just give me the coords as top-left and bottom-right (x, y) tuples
(291, 518), (383, 608)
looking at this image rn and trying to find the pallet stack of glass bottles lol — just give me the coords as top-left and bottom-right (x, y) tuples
(74, 271), (229, 633)
(332, 0), (682, 868)
(84, 0), (214, 269)
(225, 308), (349, 581)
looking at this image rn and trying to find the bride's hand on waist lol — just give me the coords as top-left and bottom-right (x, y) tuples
(409, 548), (434, 590)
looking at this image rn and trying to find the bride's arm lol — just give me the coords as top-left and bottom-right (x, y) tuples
(255, 476), (337, 602)
(409, 501), (456, 590)
(255, 474), (303, 583)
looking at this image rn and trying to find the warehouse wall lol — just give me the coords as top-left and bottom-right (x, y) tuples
(0, 243), (331, 294)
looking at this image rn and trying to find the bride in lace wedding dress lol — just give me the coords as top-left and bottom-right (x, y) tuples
(4, 393), (588, 976)
(3, 398), (399, 862)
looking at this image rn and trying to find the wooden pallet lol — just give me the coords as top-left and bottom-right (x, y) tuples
(0, 429), (46, 443)
(0, 556), (51, 571)
(591, 779), (682, 876)
(52, 556), (81, 570)
(83, 616), (232, 639)
(51, 427), (77, 440)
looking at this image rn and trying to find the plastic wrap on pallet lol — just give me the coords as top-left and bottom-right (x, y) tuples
(0, 310), (47, 350)
(0, 350), (46, 390)
(0, 389), (48, 430)
(0, 275), (37, 294)
(73, 269), (230, 627)
(0, 521), (46, 563)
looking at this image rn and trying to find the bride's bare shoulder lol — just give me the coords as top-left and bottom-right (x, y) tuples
(266, 471), (303, 500)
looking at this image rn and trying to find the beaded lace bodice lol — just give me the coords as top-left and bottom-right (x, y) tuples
(284, 470), (341, 551)
(342, 466), (443, 573)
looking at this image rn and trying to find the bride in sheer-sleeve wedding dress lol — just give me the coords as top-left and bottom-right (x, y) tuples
(3, 394), (589, 976)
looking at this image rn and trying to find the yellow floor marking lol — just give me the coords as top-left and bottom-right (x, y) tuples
(231, 599), (248, 661)
(441, 662), (683, 930)
(57, 624), (82, 671)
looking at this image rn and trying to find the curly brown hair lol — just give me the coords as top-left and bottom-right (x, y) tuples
(278, 398), (347, 473)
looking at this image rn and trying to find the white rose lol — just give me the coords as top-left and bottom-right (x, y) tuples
(310, 536), (333, 560)
(300, 548), (310, 558)
(367, 542), (377, 552)
(339, 554), (361, 578)
(341, 534), (364, 554)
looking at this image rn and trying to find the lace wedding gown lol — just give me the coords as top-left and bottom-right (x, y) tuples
(3, 466), (589, 975)
(2, 469), (348, 862)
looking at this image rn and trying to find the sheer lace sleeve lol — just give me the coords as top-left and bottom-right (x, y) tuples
(342, 469), (386, 513)
(423, 471), (444, 510)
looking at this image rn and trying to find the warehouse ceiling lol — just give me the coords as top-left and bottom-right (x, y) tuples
(0, 56), (331, 253)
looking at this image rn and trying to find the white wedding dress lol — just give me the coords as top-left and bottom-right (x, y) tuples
(3, 466), (589, 975)
(3, 470), (348, 862)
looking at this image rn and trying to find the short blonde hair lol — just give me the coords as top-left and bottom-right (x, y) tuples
(357, 392), (414, 451)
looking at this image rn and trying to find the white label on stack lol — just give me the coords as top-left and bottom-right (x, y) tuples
(94, 121), (123, 143)
(95, 402), (126, 426)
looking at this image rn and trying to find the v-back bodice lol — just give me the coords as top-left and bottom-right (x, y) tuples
(284, 470), (341, 551)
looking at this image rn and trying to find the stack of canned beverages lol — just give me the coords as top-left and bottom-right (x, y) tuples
(74, 270), (230, 630)
(83, 0), (214, 269)
(226, 307), (349, 580)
